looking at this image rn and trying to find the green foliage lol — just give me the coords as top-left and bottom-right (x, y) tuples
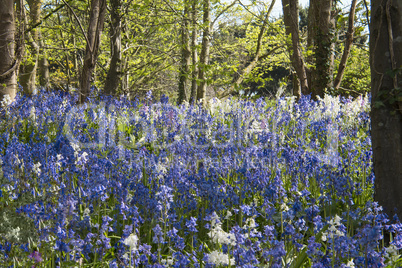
(31, 0), (372, 101)
(333, 46), (370, 96)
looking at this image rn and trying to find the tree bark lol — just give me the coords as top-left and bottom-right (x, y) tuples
(189, 0), (198, 104)
(19, 0), (42, 95)
(79, 0), (106, 103)
(38, 33), (50, 90)
(309, 0), (334, 98)
(57, 11), (71, 91)
(333, 0), (357, 90)
(121, 23), (130, 96)
(0, 0), (17, 102)
(197, 0), (211, 102)
(177, 0), (191, 105)
(282, 0), (309, 99)
(371, 0), (402, 219)
(104, 0), (122, 95)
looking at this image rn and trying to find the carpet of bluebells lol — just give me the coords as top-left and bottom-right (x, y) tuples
(1, 89), (402, 267)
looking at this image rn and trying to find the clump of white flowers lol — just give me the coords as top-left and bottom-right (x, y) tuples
(208, 250), (235, 266)
(123, 233), (139, 251)
(161, 257), (174, 266)
(70, 142), (81, 157)
(55, 154), (63, 168)
(244, 217), (261, 239)
(346, 259), (355, 268)
(342, 94), (370, 126)
(207, 97), (234, 116)
(122, 233), (139, 265)
(208, 212), (236, 246)
(384, 244), (401, 265)
(75, 151), (89, 166)
(317, 94), (341, 120)
(322, 215), (345, 242)
(225, 210), (232, 220)
(5, 226), (21, 242)
(1, 94), (12, 107)
(33, 162), (41, 176)
(280, 203), (290, 212)
(29, 106), (36, 121)
(278, 96), (297, 113)
(83, 208), (91, 218)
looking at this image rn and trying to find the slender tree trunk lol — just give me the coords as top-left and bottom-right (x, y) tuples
(197, 0), (211, 102)
(67, 10), (79, 88)
(190, 0), (198, 104)
(105, 0), (122, 95)
(38, 33), (50, 90)
(79, 0), (106, 103)
(57, 12), (71, 91)
(38, 55), (50, 90)
(282, 0), (309, 99)
(371, 0), (402, 219)
(178, 0), (191, 105)
(121, 24), (130, 96)
(333, 0), (357, 90)
(306, 1), (314, 89)
(72, 35), (79, 84)
(0, 0), (17, 102)
(19, 0), (42, 95)
(121, 57), (129, 95)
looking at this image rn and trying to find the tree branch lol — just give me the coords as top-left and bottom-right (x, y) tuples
(218, 45), (283, 99)
(212, 0), (238, 27)
(24, 3), (66, 34)
(61, 0), (92, 54)
(333, 0), (357, 89)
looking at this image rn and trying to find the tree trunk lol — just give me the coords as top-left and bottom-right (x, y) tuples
(121, 56), (129, 96)
(79, 0), (106, 103)
(57, 12), (71, 91)
(333, 0), (357, 90)
(197, 0), (211, 102)
(177, 0), (191, 105)
(19, 0), (42, 95)
(38, 33), (50, 90)
(121, 23), (130, 96)
(68, 8), (79, 87)
(104, 0), (122, 95)
(309, 0), (334, 98)
(189, 0), (198, 104)
(371, 0), (402, 219)
(0, 0), (17, 102)
(282, 0), (309, 99)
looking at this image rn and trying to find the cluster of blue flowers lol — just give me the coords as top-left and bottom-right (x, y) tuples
(0, 90), (401, 267)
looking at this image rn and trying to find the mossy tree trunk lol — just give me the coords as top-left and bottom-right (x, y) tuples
(371, 0), (402, 219)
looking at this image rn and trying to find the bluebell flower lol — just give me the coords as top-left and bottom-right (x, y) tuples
(152, 224), (164, 244)
(186, 217), (198, 233)
(109, 259), (118, 268)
